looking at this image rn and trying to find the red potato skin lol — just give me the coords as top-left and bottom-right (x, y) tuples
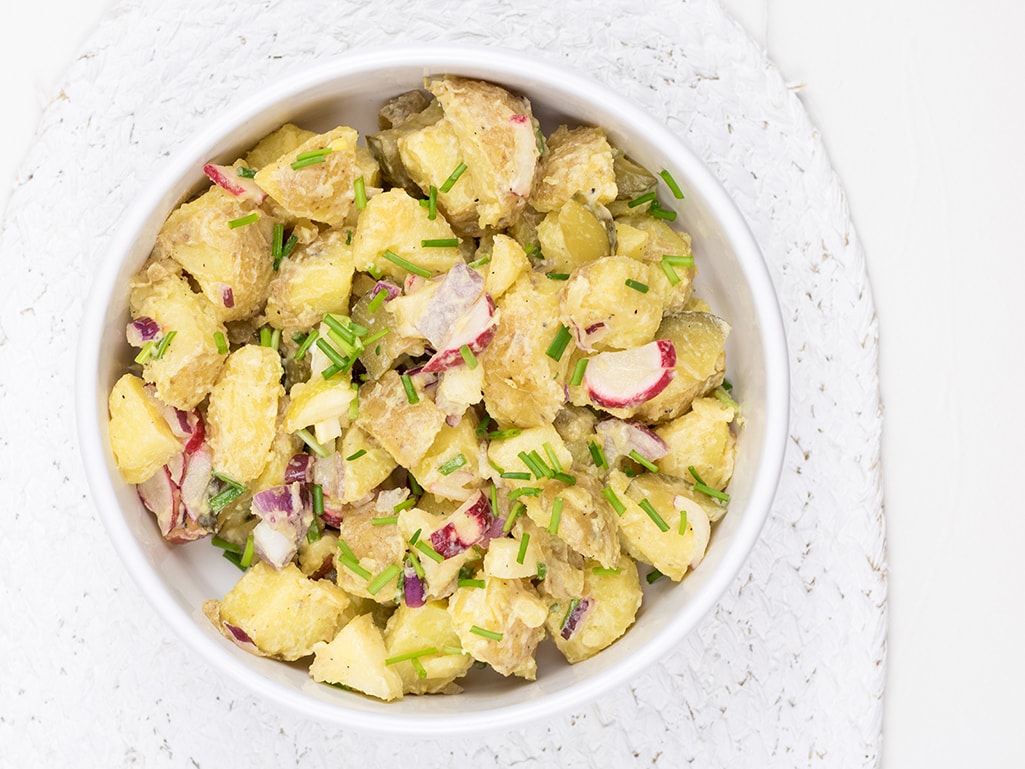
(430, 490), (494, 558)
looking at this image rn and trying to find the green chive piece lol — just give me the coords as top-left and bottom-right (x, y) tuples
(602, 487), (626, 515)
(487, 458), (505, 476)
(407, 551), (425, 579)
(346, 449), (367, 461)
(134, 341), (157, 364)
(221, 550), (243, 569)
(322, 313), (355, 341)
(367, 287), (387, 314)
(458, 578), (486, 589)
(552, 472), (577, 486)
(281, 233), (298, 259)
(236, 167), (257, 179)
(517, 451), (549, 480)
(649, 203), (677, 221)
(437, 454), (467, 476)
(259, 327), (273, 348)
(542, 442), (563, 473)
(213, 331), (228, 355)
(239, 534), (255, 568)
(628, 191), (657, 208)
(545, 325), (572, 361)
(546, 272), (570, 281)
(393, 497), (417, 513)
(366, 263), (383, 280)
(722, 378), (734, 391)
(660, 257), (681, 286)
(469, 625), (503, 642)
(400, 373), (419, 404)
(306, 516), (322, 543)
(228, 212), (259, 229)
(679, 508), (689, 535)
(503, 502), (525, 534)
(315, 338), (350, 372)
(209, 472), (246, 513)
(459, 344), (478, 370)
(415, 539), (444, 564)
(295, 147), (333, 162)
(500, 471), (532, 481)
(547, 497), (563, 535)
(421, 238), (459, 248)
(312, 484), (324, 517)
(348, 383), (360, 422)
(271, 222), (285, 268)
(695, 483), (731, 503)
(382, 249), (431, 278)
(646, 569), (665, 584)
(536, 562), (548, 580)
(153, 330), (177, 359)
(367, 564), (402, 595)
(295, 428), (329, 458)
(294, 328), (319, 360)
(516, 532), (531, 565)
(569, 358), (588, 387)
(487, 428), (522, 440)
(714, 387), (741, 411)
(427, 185), (438, 220)
(385, 647), (439, 666)
(440, 162), (467, 193)
(592, 566), (621, 576)
(440, 646), (465, 656)
(659, 169), (685, 199)
(588, 441), (607, 469)
(625, 279), (649, 293)
(408, 474), (423, 497)
(354, 175), (367, 210)
(528, 450), (554, 479)
(508, 486), (542, 500)
(339, 556), (372, 581)
(475, 415), (492, 436)
(467, 254), (491, 269)
(639, 498), (670, 532)
(210, 535), (242, 554)
(346, 229), (353, 245)
(629, 450), (659, 473)
(291, 153), (330, 170)
(362, 328), (390, 348)
(413, 658), (428, 679)
(337, 537), (359, 562)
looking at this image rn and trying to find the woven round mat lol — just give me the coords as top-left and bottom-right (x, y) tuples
(0, 0), (885, 765)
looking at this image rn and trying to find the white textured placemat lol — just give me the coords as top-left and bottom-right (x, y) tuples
(0, 0), (885, 766)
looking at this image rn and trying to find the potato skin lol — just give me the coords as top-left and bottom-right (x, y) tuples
(206, 345), (284, 483)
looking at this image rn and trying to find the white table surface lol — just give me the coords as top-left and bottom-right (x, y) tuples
(3, 1), (1022, 766)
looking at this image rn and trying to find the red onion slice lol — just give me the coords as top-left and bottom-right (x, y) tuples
(403, 561), (427, 608)
(126, 317), (161, 346)
(560, 597), (593, 640)
(284, 453), (313, 484)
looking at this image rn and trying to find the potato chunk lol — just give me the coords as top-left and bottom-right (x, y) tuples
(152, 186), (276, 322)
(530, 125), (617, 212)
(206, 345), (284, 483)
(107, 374), (182, 484)
(656, 396), (737, 491)
(244, 123), (316, 170)
(264, 228), (355, 331)
(482, 233), (530, 300)
(524, 474), (621, 569)
(254, 126), (365, 227)
(615, 213), (696, 313)
(205, 561), (354, 661)
(310, 613), (404, 701)
(129, 272), (226, 410)
(384, 601), (473, 695)
(356, 369), (446, 468)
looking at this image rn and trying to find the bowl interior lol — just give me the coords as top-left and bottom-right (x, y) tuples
(77, 45), (788, 734)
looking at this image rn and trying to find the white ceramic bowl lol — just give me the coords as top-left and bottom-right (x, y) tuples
(77, 44), (789, 734)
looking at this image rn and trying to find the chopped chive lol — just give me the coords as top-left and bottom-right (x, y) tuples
(427, 185), (438, 220)
(542, 442), (563, 473)
(592, 566), (621, 576)
(337, 537), (359, 562)
(602, 486), (626, 515)
(209, 476), (246, 513)
(291, 154), (330, 170)
(639, 498), (670, 532)
(660, 257), (681, 286)
(695, 483), (731, 503)
(312, 484), (324, 517)
(239, 534), (255, 568)
(385, 647), (439, 666)
(415, 539), (444, 563)
(536, 562), (547, 580)
(393, 497), (417, 513)
(210, 535), (242, 554)
(134, 340), (157, 364)
(458, 578), (486, 589)
(546, 272), (570, 281)
(569, 358), (588, 387)
(722, 378), (734, 391)
(367, 287), (387, 313)
(213, 331), (228, 354)
(367, 564), (402, 595)
(407, 551), (425, 579)
(400, 373), (419, 404)
(679, 508), (689, 535)
(714, 387), (740, 411)
(552, 471), (577, 486)
(663, 253), (695, 267)
(516, 533), (531, 565)
(153, 330), (177, 359)
(459, 344), (478, 370)
(382, 249), (431, 278)
(536, 125), (547, 155)
(221, 550), (243, 569)
(524, 243), (541, 260)
(628, 191), (657, 208)
(354, 175), (367, 210)
(437, 454), (467, 476)
(281, 233), (298, 259)
(490, 484), (499, 520)
(293, 328), (319, 359)
(628, 450), (659, 473)
(408, 474), (423, 497)
(440, 162), (467, 193)
(500, 471), (532, 481)
(412, 658), (428, 679)
(346, 229), (353, 245)
(366, 263), (383, 280)
(646, 569), (665, 584)
(467, 254), (491, 268)
(228, 212), (259, 229)
(422, 238), (459, 248)
(259, 327), (272, 348)
(271, 222), (285, 268)
(469, 625), (503, 642)
(475, 415), (492, 436)
(502, 502), (525, 534)
(487, 428), (522, 440)
(518, 451), (547, 480)
(560, 599), (581, 632)
(322, 313), (355, 342)
(408, 529), (421, 546)
(688, 466), (707, 485)
(306, 516), (322, 543)
(659, 169), (685, 199)
(625, 279), (649, 294)
(295, 147), (333, 162)
(339, 556), (373, 581)
(362, 328), (390, 348)
(440, 646), (465, 656)
(547, 497), (563, 535)
(487, 458), (505, 476)
(236, 167), (257, 178)
(588, 440), (607, 469)
(346, 449), (367, 461)
(648, 202), (677, 221)
(315, 338), (350, 372)
(295, 428), (329, 458)
(528, 450), (554, 478)
(321, 357), (353, 380)
(348, 383), (360, 422)
(545, 325), (572, 361)
(508, 486), (542, 500)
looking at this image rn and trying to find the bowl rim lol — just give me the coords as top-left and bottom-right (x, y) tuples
(76, 42), (790, 734)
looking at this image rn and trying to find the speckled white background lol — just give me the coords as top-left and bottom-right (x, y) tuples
(0, 0), (884, 766)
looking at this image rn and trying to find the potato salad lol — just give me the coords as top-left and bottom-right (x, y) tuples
(106, 76), (740, 700)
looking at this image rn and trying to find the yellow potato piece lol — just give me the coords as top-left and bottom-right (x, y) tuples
(530, 125), (617, 213)
(310, 613), (404, 701)
(107, 373), (181, 484)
